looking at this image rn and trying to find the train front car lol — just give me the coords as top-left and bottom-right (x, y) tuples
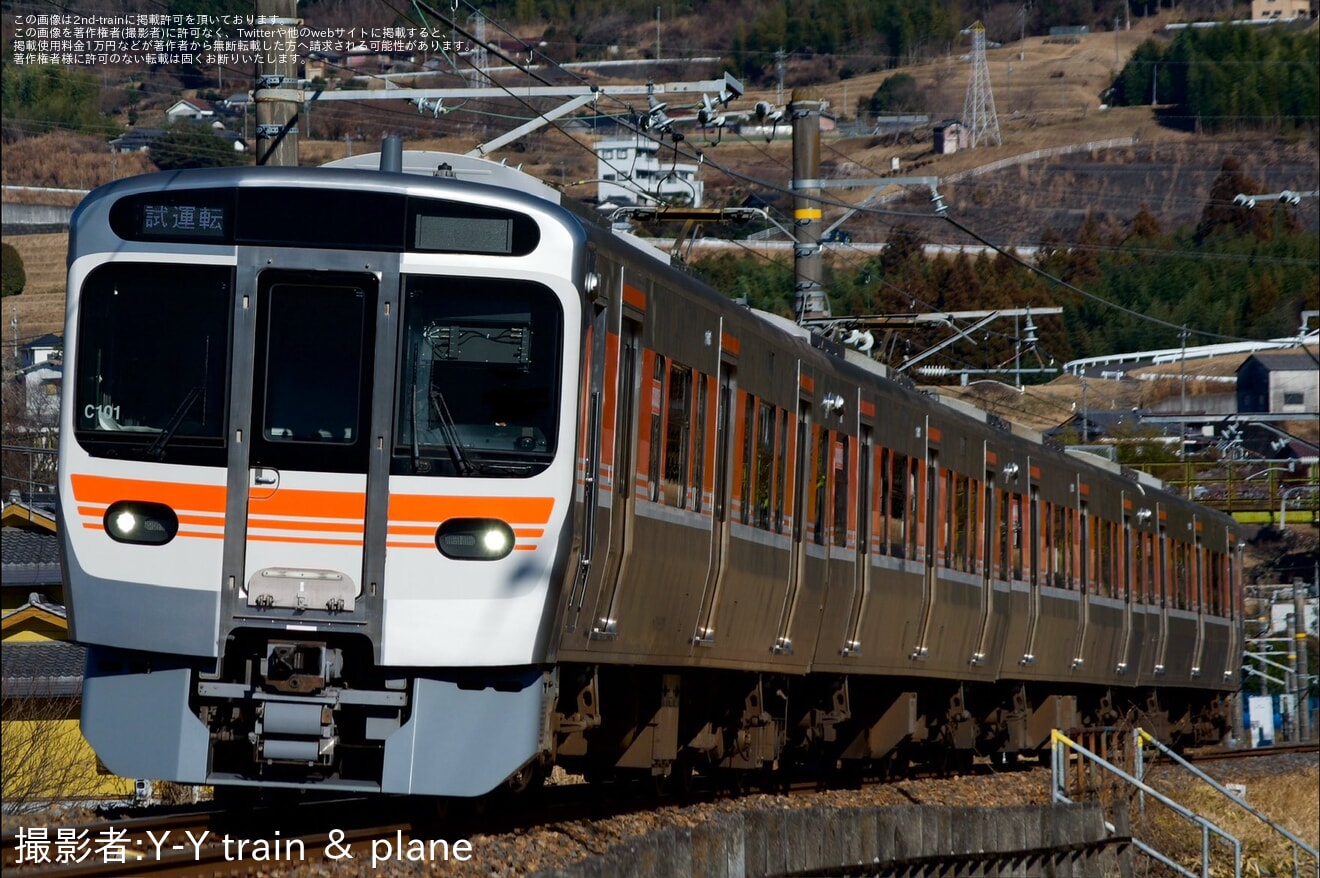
(59, 158), (584, 797)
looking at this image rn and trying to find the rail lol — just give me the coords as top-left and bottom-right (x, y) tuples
(1051, 728), (1243, 878)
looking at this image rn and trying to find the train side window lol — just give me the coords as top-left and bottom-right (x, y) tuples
(975, 477), (988, 575)
(1186, 542), (1194, 610)
(888, 452), (907, 558)
(1055, 505), (1072, 589)
(858, 428), (872, 556)
(1097, 516), (1109, 595)
(995, 487), (1009, 581)
(941, 469), (954, 568)
(1079, 505), (1092, 594)
(774, 408), (790, 532)
(1195, 539), (1205, 612)
(714, 375), (731, 520)
(1157, 528), (1168, 607)
(1145, 532), (1157, 604)
(662, 362), (692, 508)
(832, 433), (849, 547)
(1211, 549), (1224, 616)
(648, 355), (666, 502)
(793, 404), (808, 539)
(906, 456), (920, 560)
(691, 373), (708, 513)
(1024, 488), (1034, 586)
(812, 426), (830, 545)
(1174, 539), (1189, 610)
(739, 393), (755, 524)
(877, 449), (890, 555)
(957, 474), (973, 573)
(1011, 492), (1024, 581)
(752, 401), (776, 528)
(1221, 548), (1229, 616)
(1043, 502), (1055, 586)
(992, 483), (1008, 578)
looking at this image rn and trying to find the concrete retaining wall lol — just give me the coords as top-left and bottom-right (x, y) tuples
(2, 203), (76, 234)
(535, 802), (1127, 878)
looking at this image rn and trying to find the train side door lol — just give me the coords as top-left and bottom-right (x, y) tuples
(238, 270), (379, 614)
(1115, 506), (1135, 674)
(1190, 531), (1206, 676)
(693, 366), (733, 646)
(575, 319), (640, 640)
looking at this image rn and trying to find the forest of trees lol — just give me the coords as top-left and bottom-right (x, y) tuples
(289, 0), (1246, 83)
(692, 159), (1319, 378)
(1111, 25), (1319, 132)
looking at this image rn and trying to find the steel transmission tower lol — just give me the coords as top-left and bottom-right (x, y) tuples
(961, 22), (1002, 148)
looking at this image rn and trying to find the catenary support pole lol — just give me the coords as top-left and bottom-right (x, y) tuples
(255, 0), (300, 166)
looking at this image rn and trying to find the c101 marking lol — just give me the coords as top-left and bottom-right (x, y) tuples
(85, 404), (121, 420)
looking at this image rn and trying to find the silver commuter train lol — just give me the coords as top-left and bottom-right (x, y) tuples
(60, 150), (1241, 798)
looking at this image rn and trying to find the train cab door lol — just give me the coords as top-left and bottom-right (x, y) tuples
(236, 269), (381, 618)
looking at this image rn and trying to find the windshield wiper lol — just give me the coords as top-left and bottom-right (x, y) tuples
(146, 386), (202, 461)
(472, 461), (536, 477)
(410, 346), (422, 473)
(428, 387), (475, 476)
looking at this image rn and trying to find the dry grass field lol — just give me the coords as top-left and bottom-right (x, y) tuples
(2, 233), (69, 344)
(1134, 759), (1320, 878)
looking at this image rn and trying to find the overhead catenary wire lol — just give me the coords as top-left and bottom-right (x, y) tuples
(8, 0), (1315, 357)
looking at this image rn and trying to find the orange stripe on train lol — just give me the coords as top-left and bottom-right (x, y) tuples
(388, 495), (553, 524)
(248, 516), (365, 533)
(247, 488), (366, 520)
(71, 474), (226, 514)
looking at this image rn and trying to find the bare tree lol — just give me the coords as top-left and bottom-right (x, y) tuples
(1, 677), (92, 813)
(1, 371), (57, 504)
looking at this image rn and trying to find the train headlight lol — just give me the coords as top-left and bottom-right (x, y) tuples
(103, 501), (179, 545)
(435, 518), (516, 560)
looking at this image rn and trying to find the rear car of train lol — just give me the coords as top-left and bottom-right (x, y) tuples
(59, 160), (584, 796)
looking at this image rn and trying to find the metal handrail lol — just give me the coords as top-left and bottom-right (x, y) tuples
(1051, 729), (1242, 878)
(1135, 729), (1318, 878)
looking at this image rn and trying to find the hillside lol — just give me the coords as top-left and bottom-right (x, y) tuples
(3, 9), (1315, 396)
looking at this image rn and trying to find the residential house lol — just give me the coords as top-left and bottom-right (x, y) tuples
(2, 502), (136, 806)
(595, 137), (704, 208)
(109, 128), (165, 154)
(21, 333), (61, 368)
(16, 359), (61, 427)
(1251, 0), (1316, 18)
(164, 98), (217, 122)
(1236, 350), (1319, 414)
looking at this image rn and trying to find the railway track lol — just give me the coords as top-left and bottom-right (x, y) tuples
(1181, 741), (1319, 762)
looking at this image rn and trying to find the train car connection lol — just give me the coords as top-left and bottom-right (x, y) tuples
(59, 148), (1242, 798)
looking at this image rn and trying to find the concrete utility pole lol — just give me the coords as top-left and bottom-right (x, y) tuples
(254, 0), (300, 166)
(790, 89), (829, 321)
(1295, 581), (1312, 742)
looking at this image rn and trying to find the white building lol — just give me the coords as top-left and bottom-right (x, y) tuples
(594, 138), (704, 208)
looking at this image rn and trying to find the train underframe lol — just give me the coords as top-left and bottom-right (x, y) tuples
(82, 633), (1233, 798)
(550, 665), (1234, 789)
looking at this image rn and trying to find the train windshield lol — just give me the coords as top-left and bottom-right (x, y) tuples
(73, 263), (231, 465)
(394, 276), (562, 477)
